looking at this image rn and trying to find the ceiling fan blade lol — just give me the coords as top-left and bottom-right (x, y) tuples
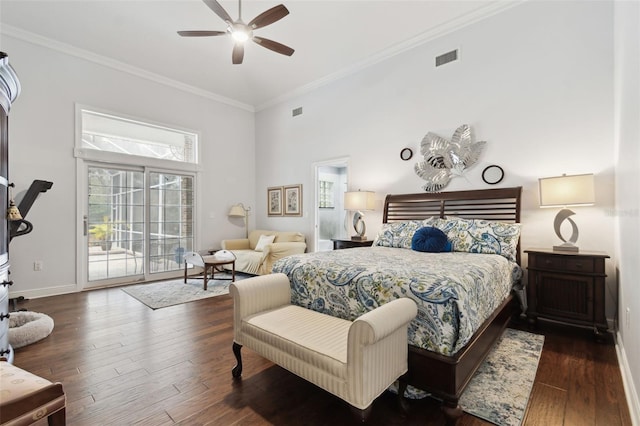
(177, 30), (227, 37)
(202, 0), (232, 24)
(232, 43), (244, 64)
(247, 4), (289, 29)
(252, 36), (294, 56)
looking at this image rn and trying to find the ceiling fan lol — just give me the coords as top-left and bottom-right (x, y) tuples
(178, 0), (294, 65)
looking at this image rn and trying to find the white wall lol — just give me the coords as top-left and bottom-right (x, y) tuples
(256, 0), (617, 318)
(3, 36), (255, 297)
(614, 0), (640, 422)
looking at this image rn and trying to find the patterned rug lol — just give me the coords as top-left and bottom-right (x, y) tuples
(460, 328), (545, 426)
(121, 273), (246, 309)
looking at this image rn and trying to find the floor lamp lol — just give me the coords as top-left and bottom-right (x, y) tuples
(228, 203), (251, 238)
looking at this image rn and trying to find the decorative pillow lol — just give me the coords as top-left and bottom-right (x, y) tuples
(373, 217), (439, 249)
(411, 227), (452, 253)
(438, 216), (521, 262)
(254, 234), (276, 251)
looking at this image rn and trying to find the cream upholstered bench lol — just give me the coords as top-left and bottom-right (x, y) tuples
(229, 273), (417, 420)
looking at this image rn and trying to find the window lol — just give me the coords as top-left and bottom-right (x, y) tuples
(81, 110), (197, 163)
(319, 180), (334, 208)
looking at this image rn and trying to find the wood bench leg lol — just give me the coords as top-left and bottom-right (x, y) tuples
(231, 342), (243, 378)
(48, 407), (66, 426)
(397, 375), (410, 414)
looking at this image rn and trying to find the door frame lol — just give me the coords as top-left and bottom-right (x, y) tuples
(312, 157), (350, 252)
(76, 162), (198, 290)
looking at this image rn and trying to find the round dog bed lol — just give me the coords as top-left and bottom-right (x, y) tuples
(8, 311), (54, 349)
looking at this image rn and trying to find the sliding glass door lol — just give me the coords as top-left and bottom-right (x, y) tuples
(86, 166), (194, 287)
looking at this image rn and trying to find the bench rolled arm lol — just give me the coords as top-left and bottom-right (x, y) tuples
(349, 298), (417, 345)
(230, 273), (292, 343)
(346, 298), (417, 408)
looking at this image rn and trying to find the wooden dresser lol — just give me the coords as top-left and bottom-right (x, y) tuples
(525, 248), (609, 338)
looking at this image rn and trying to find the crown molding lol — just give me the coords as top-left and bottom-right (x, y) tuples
(1, 25), (255, 113)
(2, 0), (525, 113)
(256, 0), (525, 111)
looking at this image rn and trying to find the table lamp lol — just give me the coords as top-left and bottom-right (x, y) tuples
(344, 190), (375, 241)
(538, 173), (595, 252)
(228, 203), (251, 238)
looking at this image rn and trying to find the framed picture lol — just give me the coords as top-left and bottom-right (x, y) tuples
(284, 184), (302, 216)
(267, 186), (283, 216)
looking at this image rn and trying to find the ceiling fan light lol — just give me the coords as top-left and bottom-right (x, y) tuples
(229, 22), (250, 43)
(232, 30), (249, 42)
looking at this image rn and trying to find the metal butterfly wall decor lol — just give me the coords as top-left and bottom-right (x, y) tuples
(414, 124), (486, 192)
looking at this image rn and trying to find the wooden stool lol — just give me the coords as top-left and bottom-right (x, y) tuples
(0, 359), (65, 426)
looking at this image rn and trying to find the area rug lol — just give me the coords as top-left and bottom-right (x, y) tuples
(122, 273), (244, 309)
(9, 311), (55, 348)
(459, 328), (545, 426)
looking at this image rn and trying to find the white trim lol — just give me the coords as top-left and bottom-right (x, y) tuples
(2, 25), (254, 112)
(9, 283), (79, 300)
(616, 331), (640, 425)
(256, 0), (525, 111)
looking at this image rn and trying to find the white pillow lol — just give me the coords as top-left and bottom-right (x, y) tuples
(254, 234), (276, 251)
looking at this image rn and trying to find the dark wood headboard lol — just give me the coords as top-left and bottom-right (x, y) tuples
(383, 186), (523, 263)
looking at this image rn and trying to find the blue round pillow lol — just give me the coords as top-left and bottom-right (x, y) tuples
(412, 226), (450, 253)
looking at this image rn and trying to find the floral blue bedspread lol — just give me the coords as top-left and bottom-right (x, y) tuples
(272, 246), (522, 356)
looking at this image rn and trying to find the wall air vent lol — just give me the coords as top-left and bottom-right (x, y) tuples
(292, 107), (303, 117)
(435, 49), (458, 67)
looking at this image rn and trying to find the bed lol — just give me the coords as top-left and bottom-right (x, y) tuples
(272, 186), (523, 424)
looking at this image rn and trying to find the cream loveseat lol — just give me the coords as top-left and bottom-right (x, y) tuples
(230, 273), (417, 420)
(221, 229), (306, 275)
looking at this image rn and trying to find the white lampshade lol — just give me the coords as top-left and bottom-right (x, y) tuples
(539, 174), (595, 207)
(228, 204), (247, 217)
(344, 191), (375, 211)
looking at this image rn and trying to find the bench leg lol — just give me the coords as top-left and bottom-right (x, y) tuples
(231, 342), (243, 378)
(397, 375), (410, 414)
(48, 408), (66, 426)
(350, 405), (373, 423)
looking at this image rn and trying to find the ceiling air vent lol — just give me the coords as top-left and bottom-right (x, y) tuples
(435, 49), (458, 67)
(292, 107), (303, 117)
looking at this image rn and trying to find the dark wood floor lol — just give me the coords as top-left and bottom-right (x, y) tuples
(10, 286), (632, 426)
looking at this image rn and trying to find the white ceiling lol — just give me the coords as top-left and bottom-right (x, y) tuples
(0, 0), (519, 110)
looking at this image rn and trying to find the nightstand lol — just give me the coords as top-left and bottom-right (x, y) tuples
(331, 239), (374, 250)
(525, 248), (609, 337)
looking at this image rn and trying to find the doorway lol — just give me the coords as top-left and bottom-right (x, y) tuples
(314, 158), (349, 252)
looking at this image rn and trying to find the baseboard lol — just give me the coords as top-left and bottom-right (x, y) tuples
(9, 283), (78, 301)
(616, 331), (640, 425)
